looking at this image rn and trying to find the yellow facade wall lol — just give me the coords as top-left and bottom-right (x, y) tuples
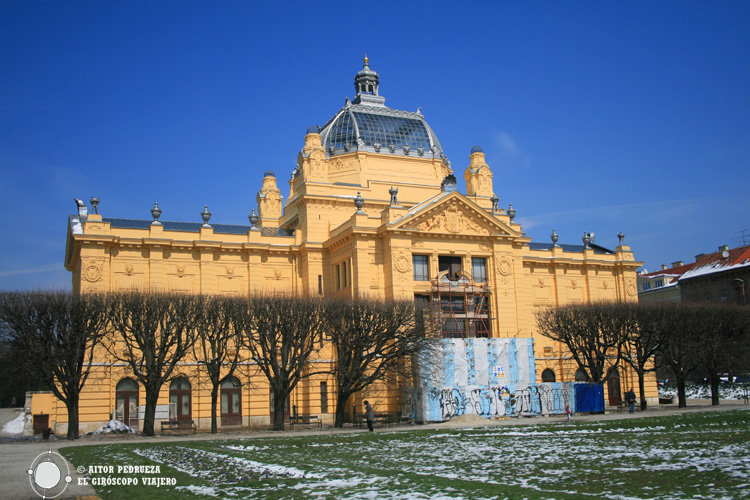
(55, 121), (647, 433)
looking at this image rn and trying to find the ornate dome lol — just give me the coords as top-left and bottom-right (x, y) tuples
(317, 57), (447, 164)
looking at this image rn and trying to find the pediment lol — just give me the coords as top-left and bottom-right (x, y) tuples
(395, 192), (515, 236)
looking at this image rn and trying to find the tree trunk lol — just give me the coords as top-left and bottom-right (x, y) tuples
(210, 385), (219, 434)
(710, 375), (721, 406)
(272, 390), (287, 431)
(637, 372), (647, 411)
(334, 391), (351, 428)
(142, 386), (160, 436)
(676, 378), (687, 408)
(66, 396), (80, 440)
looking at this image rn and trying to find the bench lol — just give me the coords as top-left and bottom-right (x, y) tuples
(160, 420), (197, 434)
(617, 401), (640, 412)
(356, 412), (394, 428)
(289, 415), (322, 429)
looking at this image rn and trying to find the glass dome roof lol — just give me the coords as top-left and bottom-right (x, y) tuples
(316, 58), (447, 164)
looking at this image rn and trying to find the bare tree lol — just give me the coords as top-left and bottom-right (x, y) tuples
(106, 291), (200, 436)
(691, 304), (750, 405)
(0, 291), (109, 439)
(193, 294), (242, 433)
(236, 295), (324, 431)
(535, 302), (634, 383)
(625, 304), (664, 410)
(322, 298), (431, 428)
(654, 304), (703, 408)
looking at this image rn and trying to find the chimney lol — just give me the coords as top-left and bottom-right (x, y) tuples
(671, 261), (684, 268)
(661, 264), (667, 271)
(718, 245), (729, 253)
(695, 253), (706, 262)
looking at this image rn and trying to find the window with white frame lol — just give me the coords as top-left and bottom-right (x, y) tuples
(472, 257), (487, 283)
(413, 255), (429, 281)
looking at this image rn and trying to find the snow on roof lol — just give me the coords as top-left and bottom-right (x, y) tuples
(678, 245), (750, 281)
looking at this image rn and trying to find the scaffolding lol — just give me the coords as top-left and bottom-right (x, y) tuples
(431, 271), (493, 338)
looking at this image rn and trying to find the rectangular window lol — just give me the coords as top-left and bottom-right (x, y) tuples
(341, 262), (347, 288)
(468, 319), (490, 338)
(654, 279), (664, 287)
(470, 295), (489, 314)
(440, 295), (465, 313)
(334, 266), (340, 290)
(642, 282), (651, 291)
(413, 255), (429, 281)
(320, 382), (328, 414)
(472, 257), (487, 283)
(438, 256), (462, 281)
(442, 318), (466, 338)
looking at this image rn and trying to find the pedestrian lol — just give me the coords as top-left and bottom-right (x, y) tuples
(364, 400), (374, 432)
(565, 405), (572, 422)
(626, 389), (636, 413)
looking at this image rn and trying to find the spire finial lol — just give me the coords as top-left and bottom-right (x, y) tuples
(363, 53), (369, 66)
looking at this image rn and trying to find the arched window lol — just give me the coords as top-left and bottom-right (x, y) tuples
(115, 378), (139, 429)
(541, 369), (556, 383)
(169, 377), (191, 422)
(574, 369), (589, 382)
(220, 376), (242, 426)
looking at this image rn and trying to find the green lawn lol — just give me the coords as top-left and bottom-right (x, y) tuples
(61, 409), (750, 500)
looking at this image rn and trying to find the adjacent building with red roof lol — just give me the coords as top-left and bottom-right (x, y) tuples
(638, 245), (750, 305)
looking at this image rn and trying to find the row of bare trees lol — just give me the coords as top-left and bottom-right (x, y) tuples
(536, 302), (750, 409)
(0, 291), (432, 439)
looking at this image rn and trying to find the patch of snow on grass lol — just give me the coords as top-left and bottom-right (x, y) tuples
(175, 485), (221, 497)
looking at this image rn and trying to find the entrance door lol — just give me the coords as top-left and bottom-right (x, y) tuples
(607, 368), (622, 406)
(116, 378), (139, 429)
(220, 376), (242, 426)
(32, 414), (49, 435)
(169, 377), (192, 422)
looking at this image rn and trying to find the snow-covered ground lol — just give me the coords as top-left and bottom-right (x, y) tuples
(110, 409), (750, 500)
(0, 412), (26, 434)
(659, 381), (750, 401)
(88, 419), (137, 435)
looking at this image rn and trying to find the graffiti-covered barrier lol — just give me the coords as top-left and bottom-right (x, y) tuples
(403, 338), (576, 421)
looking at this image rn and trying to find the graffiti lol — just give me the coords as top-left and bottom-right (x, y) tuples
(401, 388), (422, 420)
(427, 383), (573, 419)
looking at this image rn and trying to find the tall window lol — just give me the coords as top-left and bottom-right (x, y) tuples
(116, 378), (139, 429)
(320, 382), (328, 414)
(413, 255), (429, 281)
(220, 376), (242, 426)
(169, 377), (191, 422)
(438, 256), (462, 281)
(472, 257), (487, 283)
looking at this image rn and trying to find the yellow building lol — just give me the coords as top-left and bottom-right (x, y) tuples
(54, 57), (647, 434)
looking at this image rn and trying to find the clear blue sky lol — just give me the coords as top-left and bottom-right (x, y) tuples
(1, 0), (749, 290)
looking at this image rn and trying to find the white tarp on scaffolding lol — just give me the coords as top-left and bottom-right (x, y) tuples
(404, 337), (566, 422)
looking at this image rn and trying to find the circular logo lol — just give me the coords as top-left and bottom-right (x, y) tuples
(496, 258), (512, 276)
(83, 263), (102, 282)
(394, 253), (410, 273)
(27, 451), (72, 498)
